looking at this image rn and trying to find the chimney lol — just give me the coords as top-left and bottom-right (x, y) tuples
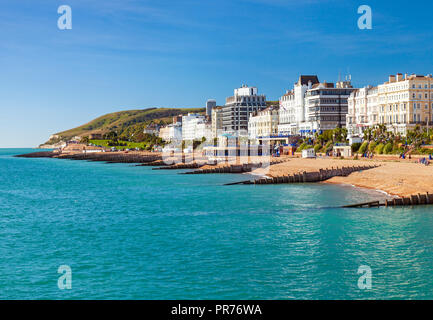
(405, 73), (408, 80)
(389, 75), (396, 83)
(396, 73), (403, 81)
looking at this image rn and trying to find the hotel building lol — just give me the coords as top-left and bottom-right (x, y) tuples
(211, 106), (223, 139)
(303, 79), (355, 134)
(346, 86), (378, 138)
(278, 75), (319, 135)
(347, 73), (433, 137)
(222, 85), (267, 136)
(248, 106), (279, 144)
(278, 75), (355, 136)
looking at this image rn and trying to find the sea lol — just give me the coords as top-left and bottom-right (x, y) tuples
(1, 148), (433, 299)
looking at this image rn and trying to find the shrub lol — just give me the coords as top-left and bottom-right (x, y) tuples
(384, 142), (393, 154)
(358, 141), (368, 154)
(299, 143), (313, 151)
(298, 143), (307, 151)
(375, 143), (384, 154)
(368, 141), (377, 152)
(314, 144), (322, 153)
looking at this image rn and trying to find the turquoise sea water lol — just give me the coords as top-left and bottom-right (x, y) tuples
(1, 148), (433, 299)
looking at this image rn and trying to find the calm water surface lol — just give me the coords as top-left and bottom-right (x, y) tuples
(1, 148), (433, 299)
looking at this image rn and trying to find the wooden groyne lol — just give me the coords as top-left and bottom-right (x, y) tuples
(183, 159), (288, 175)
(152, 163), (203, 170)
(137, 160), (170, 167)
(224, 164), (379, 185)
(15, 151), (161, 164)
(58, 153), (161, 163)
(15, 151), (56, 158)
(343, 193), (433, 208)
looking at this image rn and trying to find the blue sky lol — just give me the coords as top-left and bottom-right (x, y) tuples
(1, 0), (433, 147)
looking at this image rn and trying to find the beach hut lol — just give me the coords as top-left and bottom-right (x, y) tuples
(302, 148), (316, 158)
(333, 145), (352, 158)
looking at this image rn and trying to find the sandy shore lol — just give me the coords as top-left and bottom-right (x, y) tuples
(251, 156), (433, 197)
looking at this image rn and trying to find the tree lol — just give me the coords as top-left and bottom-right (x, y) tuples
(104, 131), (118, 140)
(80, 136), (89, 144)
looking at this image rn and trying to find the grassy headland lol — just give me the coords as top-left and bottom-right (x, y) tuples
(43, 107), (205, 147)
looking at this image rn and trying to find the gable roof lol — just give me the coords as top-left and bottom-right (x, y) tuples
(297, 75), (319, 86)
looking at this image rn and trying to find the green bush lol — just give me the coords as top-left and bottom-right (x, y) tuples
(375, 143), (384, 154)
(358, 141), (368, 154)
(368, 141), (377, 152)
(384, 143), (393, 154)
(314, 144), (322, 153)
(298, 143), (307, 151)
(299, 143), (313, 151)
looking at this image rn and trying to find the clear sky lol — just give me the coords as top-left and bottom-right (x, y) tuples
(1, 0), (433, 147)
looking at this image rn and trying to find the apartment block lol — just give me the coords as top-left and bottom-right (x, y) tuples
(222, 85), (267, 135)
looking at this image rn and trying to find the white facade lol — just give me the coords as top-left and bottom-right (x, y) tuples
(159, 123), (182, 142)
(248, 107), (279, 143)
(302, 80), (355, 134)
(278, 76), (319, 135)
(347, 73), (433, 137)
(347, 86), (378, 138)
(211, 107), (223, 139)
(182, 113), (211, 141)
(195, 121), (213, 142)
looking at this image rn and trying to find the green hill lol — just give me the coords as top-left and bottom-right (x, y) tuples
(45, 107), (205, 145)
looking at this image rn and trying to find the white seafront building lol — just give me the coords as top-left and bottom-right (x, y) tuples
(278, 75), (319, 136)
(347, 73), (433, 138)
(211, 106), (223, 139)
(278, 75), (356, 136)
(248, 106), (279, 144)
(182, 113), (212, 141)
(159, 122), (182, 142)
